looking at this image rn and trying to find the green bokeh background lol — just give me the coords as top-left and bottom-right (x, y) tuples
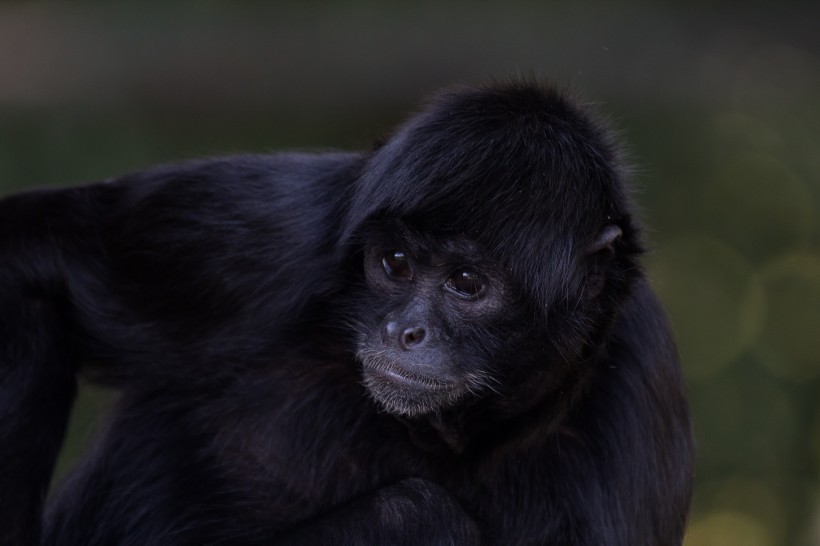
(1, 2), (818, 544)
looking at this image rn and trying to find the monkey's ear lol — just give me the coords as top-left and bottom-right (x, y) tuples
(583, 225), (623, 298)
(586, 225), (622, 256)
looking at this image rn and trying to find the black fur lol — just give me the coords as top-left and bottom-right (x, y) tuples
(0, 81), (693, 545)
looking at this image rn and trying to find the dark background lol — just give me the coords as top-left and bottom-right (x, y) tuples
(1, 2), (818, 544)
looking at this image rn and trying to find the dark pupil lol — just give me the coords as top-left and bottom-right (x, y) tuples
(382, 251), (411, 279)
(450, 269), (482, 295)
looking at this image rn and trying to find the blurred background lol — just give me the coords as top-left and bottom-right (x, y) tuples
(1, 1), (818, 544)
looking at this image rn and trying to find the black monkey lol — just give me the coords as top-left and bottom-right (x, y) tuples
(0, 81), (693, 545)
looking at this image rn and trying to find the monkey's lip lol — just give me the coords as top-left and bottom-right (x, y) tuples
(362, 364), (453, 391)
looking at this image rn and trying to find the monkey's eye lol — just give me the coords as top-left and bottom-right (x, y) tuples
(445, 268), (485, 299)
(382, 251), (413, 281)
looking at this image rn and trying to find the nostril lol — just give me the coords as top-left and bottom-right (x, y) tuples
(400, 326), (426, 349)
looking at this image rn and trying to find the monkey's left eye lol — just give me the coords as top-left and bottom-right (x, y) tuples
(382, 251), (413, 281)
(445, 268), (485, 299)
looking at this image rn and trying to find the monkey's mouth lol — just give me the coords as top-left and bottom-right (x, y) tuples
(362, 362), (453, 391)
(356, 346), (453, 390)
(356, 348), (469, 417)
(359, 362), (461, 417)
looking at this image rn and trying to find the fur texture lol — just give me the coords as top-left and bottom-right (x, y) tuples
(0, 80), (693, 545)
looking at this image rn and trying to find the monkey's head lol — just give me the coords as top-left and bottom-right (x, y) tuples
(342, 81), (644, 417)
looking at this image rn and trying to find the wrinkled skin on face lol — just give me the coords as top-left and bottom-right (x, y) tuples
(353, 222), (539, 417)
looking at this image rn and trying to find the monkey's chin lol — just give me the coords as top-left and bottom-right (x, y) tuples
(360, 364), (460, 418)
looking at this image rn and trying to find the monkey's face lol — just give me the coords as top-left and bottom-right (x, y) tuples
(353, 223), (531, 417)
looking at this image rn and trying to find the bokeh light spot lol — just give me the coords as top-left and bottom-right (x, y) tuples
(699, 153), (813, 262)
(712, 112), (783, 154)
(712, 477), (786, 542)
(690, 359), (796, 474)
(755, 253), (820, 381)
(649, 235), (764, 379)
(685, 512), (773, 546)
(732, 44), (820, 107)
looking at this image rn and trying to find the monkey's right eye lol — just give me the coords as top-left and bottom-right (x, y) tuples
(382, 251), (413, 281)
